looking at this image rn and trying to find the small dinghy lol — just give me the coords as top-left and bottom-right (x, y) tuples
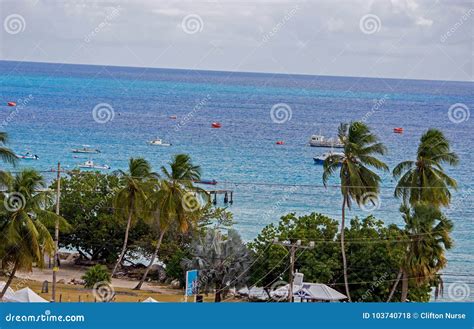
(78, 160), (110, 170)
(7, 102), (16, 107)
(211, 122), (222, 128)
(148, 138), (171, 146)
(16, 152), (39, 160)
(313, 152), (344, 165)
(72, 145), (101, 154)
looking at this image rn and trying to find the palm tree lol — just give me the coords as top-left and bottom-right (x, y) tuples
(0, 132), (18, 166)
(322, 122), (388, 301)
(111, 158), (157, 277)
(0, 169), (69, 298)
(393, 129), (459, 207)
(398, 204), (453, 301)
(134, 154), (206, 290)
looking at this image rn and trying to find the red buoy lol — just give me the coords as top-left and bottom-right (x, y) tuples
(7, 102), (16, 107)
(211, 122), (222, 128)
(393, 127), (403, 134)
(276, 141), (284, 145)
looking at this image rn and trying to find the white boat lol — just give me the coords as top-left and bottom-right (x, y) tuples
(72, 145), (101, 154)
(148, 138), (171, 147)
(78, 160), (110, 170)
(16, 152), (39, 160)
(313, 151), (344, 165)
(309, 134), (343, 148)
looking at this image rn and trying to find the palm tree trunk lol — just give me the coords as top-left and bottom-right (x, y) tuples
(401, 269), (409, 302)
(112, 210), (133, 278)
(0, 260), (18, 299)
(134, 230), (166, 290)
(341, 195), (351, 301)
(387, 268), (403, 302)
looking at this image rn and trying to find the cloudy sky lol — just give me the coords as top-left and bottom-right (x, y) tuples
(0, 0), (472, 81)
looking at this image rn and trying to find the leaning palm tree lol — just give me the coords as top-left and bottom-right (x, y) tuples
(111, 158), (157, 277)
(398, 204), (453, 301)
(0, 169), (69, 298)
(322, 122), (388, 301)
(0, 132), (18, 182)
(134, 154), (206, 290)
(393, 129), (459, 207)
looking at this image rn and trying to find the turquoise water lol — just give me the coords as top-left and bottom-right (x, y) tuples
(0, 61), (472, 300)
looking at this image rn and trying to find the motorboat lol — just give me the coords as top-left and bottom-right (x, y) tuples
(78, 160), (110, 170)
(211, 122), (222, 128)
(16, 152), (39, 160)
(309, 134), (343, 148)
(313, 151), (344, 165)
(393, 127), (403, 134)
(7, 102), (16, 107)
(148, 138), (171, 146)
(195, 179), (218, 185)
(72, 145), (101, 154)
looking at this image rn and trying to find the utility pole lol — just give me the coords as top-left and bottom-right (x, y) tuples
(273, 238), (315, 302)
(52, 162), (61, 302)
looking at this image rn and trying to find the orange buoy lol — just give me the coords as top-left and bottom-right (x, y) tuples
(393, 127), (403, 134)
(7, 102), (16, 107)
(211, 122), (222, 128)
(276, 141), (284, 145)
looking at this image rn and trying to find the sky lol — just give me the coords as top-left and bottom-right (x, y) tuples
(0, 0), (472, 81)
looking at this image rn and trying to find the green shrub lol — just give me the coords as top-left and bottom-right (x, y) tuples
(82, 265), (111, 288)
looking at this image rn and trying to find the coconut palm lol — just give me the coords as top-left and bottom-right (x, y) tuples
(134, 154), (206, 290)
(398, 204), (453, 301)
(0, 132), (17, 166)
(322, 122), (388, 301)
(111, 158), (157, 277)
(393, 129), (458, 207)
(0, 169), (69, 298)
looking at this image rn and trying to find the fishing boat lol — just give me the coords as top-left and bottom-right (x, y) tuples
(148, 138), (171, 146)
(72, 145), (101, 154)
(78, 160), (110, 170)
(16, 152), (39, 160)
(195, 179), (218, 185)
(313, 151), (344, 165)
(309, 134), (343, 148)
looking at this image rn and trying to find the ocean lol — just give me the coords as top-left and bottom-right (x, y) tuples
(0, 60), (472, 300)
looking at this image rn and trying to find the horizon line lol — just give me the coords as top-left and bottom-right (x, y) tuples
(0, 59), (472, 84)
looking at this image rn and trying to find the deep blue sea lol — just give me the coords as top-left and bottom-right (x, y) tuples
(0, 61), (472, 300)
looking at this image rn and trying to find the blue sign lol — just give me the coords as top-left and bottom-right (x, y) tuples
(185, 270), (199, 296)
